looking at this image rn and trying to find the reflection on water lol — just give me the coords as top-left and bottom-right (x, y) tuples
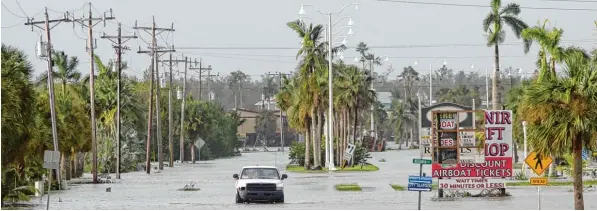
(38, 146), (597, 210)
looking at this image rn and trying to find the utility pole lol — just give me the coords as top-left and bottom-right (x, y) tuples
(101, 23), (137, 179)
(135, 16), (175, 173)
(268, 71), (291, 151)
(158, 54), (186, 167)
(71, 2), (115, 183)
(206, 67), (217, 101)
(24, 8), (70, 189)
(189, 60), (212, 101)
(179, 57), (189, 163)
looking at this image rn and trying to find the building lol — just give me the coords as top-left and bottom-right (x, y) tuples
(377, 91), (393, 110)
(253, 96), (279, 111)
(232, 108), (293, 147)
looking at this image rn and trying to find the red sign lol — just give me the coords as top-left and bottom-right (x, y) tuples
(431, 110), (513, 178)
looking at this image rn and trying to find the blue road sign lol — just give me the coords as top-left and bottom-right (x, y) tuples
(408, 183), (432, 192)
(408, 176), (433, 184)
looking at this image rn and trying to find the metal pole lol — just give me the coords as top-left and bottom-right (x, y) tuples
(46, 169), (51, 210)
(429, 64), (433, 105)
(418, 163), (422, 210)
(42, 7), (61, 188)
(116, 23), (122, 179)
(522, 121), (528, 175)
(278, 73), (284, 151)
(88, 3), (99, 184)
(538, 186), (541, 210)
(485, 68), (490, 108)
(327, 12), (336, 171)
(324, 26), (329, 168)
(168, 53), (174, 167)
(417, 94), (423, 210)
(180, 57), (187, 163)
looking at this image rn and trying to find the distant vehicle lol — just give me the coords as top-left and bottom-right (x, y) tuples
(233, 165), (287, 203)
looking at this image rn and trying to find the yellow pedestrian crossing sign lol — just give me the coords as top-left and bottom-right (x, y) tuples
(524, 151), (553, 176)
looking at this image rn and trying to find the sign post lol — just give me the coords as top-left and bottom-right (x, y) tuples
(43, 150), (60, 210)
(411, 158), (432, 210)
(524, 151), (553, 210)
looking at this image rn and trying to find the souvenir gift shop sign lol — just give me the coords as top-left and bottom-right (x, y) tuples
(431, 110), (514, 178)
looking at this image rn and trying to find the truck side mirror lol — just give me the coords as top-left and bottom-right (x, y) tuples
(281, 174), (288, 180)
(233, 174), (239, 179)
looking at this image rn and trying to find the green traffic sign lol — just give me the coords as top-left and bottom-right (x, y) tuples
(413, 159), (432, 165)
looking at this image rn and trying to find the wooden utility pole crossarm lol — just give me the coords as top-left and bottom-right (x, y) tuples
(100, 23), (137, 180)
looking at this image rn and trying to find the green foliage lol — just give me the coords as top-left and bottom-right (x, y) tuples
(335, 183), (362, 191)
(288, 140), (370, 167)
(255, 110), (277, 145)
(288, 141), (325, 166)
(353, 145), (371, 166)
(184, 100), (243, 160)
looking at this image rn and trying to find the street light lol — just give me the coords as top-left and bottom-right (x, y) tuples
(347, 18), (354, 26)
(299, 2), (358, 171)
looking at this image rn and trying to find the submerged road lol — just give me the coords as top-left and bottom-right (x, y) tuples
(42, 146), (597, 210)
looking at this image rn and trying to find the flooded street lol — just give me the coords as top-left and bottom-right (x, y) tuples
(42, 147), (597, 210)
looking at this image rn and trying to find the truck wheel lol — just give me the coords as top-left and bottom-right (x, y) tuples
(235, 191), (244, 204)
(275, 195), (284, 203)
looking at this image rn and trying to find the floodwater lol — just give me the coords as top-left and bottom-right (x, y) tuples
(39, 144), (596, 210)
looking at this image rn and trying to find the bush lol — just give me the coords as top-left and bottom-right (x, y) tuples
(288, 141), (325, 166)
(288, 140), (370, 167)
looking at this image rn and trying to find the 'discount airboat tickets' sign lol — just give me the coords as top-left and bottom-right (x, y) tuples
(431, 110), (514, 178)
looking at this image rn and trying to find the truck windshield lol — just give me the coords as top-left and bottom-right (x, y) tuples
(240, 168), (279, 179)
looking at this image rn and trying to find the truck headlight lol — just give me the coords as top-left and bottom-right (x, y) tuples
(276, 183), (284, 191)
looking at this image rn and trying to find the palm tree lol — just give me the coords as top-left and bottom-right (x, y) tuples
(1, 44), (37, 170)
(483, 0), (530, 109)
(286, 19), (349, 169)
(35, 51), (80, 94)
(522, 20), (564, 81)
(518, 50), (597, 210)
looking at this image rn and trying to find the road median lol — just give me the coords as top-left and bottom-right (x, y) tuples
(285, 164), (379, 173)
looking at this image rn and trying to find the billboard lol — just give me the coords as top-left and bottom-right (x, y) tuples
(431, 110), (513, 178)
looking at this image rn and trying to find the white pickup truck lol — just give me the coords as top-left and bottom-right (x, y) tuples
(233, 165), (287, 203)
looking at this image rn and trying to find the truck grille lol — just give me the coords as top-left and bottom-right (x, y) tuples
(246, 183), (276, 191)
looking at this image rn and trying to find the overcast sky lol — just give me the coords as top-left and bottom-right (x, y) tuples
(2, 0), (595, 81)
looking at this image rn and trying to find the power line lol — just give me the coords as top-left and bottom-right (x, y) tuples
(2, 22), (22, 28)
(182, 52), (532, 59)
(176, 39), (595, 50)
(376, 0), (597, 11)
(2, 2), (26, 18)
(14, 0), (28, 18)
